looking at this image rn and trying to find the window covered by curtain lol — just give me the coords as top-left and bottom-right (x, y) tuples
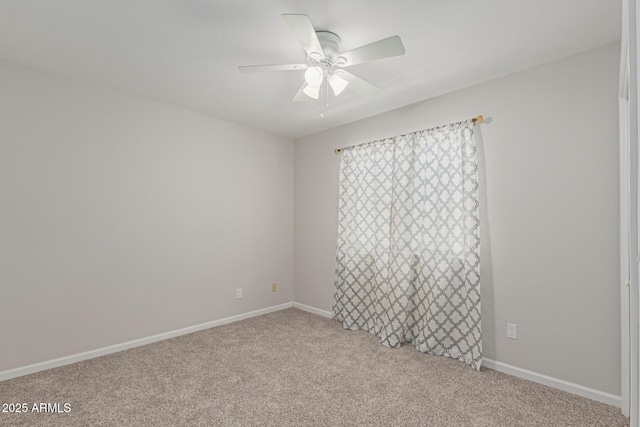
(333, 120), (482, 369)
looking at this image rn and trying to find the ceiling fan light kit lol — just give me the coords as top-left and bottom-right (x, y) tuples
(238, 14), (406, 115)
(304, 66), (324, 87)
(328, 73), (348, 96)
(302, 84), (320, 99)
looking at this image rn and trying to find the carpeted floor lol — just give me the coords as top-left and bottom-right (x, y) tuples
(0, 308), (629, 426)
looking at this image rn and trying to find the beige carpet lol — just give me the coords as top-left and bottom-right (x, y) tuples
(0, 308), (628, 426)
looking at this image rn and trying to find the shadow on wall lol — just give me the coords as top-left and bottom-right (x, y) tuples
(475, 126), (496, 359)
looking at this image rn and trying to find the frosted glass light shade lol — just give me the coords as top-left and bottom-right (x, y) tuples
(302, 84), (320, 99)
(328, 73), (349, 96)
(304, 66), (323, 87)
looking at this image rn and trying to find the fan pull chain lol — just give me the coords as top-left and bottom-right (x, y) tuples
(320, 79), (329, 118)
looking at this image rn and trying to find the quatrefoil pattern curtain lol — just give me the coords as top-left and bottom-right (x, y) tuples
(333, 121), (482, 369)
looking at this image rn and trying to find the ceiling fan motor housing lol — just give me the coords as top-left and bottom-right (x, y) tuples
(315, 31), (342, 60)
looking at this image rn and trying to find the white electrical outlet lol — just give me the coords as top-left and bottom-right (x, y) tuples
(507, 323), (518, 340)
(236, 288), (243, 300)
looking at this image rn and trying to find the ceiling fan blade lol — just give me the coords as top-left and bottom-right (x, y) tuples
(337, 70), (381, 98)
(281, 14), (324, 58)
(292, 82), (310, 102)
(338, 35), (405, 67)
(238, 64), (308, 73)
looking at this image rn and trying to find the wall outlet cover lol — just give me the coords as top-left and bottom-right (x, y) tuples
(507, 323), (518, 340)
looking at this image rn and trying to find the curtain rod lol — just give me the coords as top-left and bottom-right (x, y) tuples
(333, 115), (487, 154)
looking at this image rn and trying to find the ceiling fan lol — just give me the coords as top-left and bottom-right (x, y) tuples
(238, 14), (405, 103)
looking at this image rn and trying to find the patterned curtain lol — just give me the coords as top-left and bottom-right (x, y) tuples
(333, 120), (482, 369)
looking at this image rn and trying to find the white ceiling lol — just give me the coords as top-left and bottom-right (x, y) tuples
(0, 1), (621, 140)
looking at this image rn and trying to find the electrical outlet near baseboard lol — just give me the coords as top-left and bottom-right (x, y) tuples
(236, 288), (243, 300)
(507, 322), (518, 340)
(271, 283), (277, 292)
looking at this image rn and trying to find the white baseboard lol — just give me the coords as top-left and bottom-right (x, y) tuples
(2, 302), (621, 411)
(482, 358), (621, 408)
(0, 302), (293, 383)
(293, 301), (333, 318)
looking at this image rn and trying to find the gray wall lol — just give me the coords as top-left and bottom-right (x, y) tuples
(0, 59), (294, 372)
(0, 42), (622, 397)
(294, 43), (621, 395)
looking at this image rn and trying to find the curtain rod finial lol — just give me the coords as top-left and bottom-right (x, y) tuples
(334, 148), (341, 154)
